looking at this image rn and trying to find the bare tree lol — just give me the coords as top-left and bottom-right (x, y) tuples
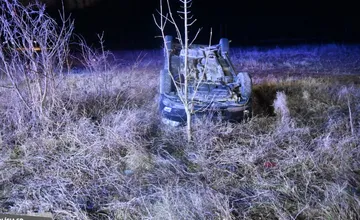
(154, 0), (205, 142)
(22, 0), (102, 10)
(154, 0), (219, 142)
(0, 0), (73, 117)
(75, 32), (114, 73)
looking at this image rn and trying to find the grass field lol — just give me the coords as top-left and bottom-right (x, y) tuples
(0, 44), (360, 219)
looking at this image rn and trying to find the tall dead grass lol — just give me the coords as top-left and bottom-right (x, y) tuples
(0, 45), (359, 219)
(231, 44), (360, 84)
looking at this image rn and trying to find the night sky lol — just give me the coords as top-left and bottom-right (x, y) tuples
(46, 0), (360, 49)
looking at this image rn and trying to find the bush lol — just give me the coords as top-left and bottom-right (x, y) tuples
(0, 0), (73, 117)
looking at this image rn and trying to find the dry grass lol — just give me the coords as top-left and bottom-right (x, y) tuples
(0, 44), (360, 219)
(231, 44), (360, 84)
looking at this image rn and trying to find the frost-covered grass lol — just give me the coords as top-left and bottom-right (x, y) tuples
(0, 44), (360, 219)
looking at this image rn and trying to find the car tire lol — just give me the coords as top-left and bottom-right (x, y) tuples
(237, 72), (252, 100)
(220, 38), (230, 54)
(164, 35), (173, 51)
(164, 35), (173, 70)
(160, 69), (172, 94)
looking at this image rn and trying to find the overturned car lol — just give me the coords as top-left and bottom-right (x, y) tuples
(159, 35), (252, 126)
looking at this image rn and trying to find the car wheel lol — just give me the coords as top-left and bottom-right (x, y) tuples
(163, 35), (173, 70)
(220, 38), (229, 55)
(164, 35), (173, 51)
(237, 72), (252, 100)
(160, 69), (172, 94)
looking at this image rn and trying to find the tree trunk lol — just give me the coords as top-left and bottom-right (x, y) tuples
(185, 108), (192, 142)
(183, 0), (192, 142)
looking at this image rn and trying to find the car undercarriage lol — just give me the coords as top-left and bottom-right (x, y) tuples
(159, 35), (252, 126)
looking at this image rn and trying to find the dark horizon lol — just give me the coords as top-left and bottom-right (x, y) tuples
(46, 0), (360, 50)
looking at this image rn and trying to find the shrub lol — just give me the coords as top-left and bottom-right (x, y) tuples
(0, 0), (73, 117)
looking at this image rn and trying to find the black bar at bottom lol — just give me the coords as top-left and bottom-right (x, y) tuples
(0, 213), (52, 220)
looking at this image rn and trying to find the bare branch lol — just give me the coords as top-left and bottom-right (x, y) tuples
(166, 0), (183, 46)
(187, 19), (197, 26)
(189, 27), (202, 47)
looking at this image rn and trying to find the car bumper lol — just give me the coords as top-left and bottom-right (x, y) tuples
(159, 94), (252, 125)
